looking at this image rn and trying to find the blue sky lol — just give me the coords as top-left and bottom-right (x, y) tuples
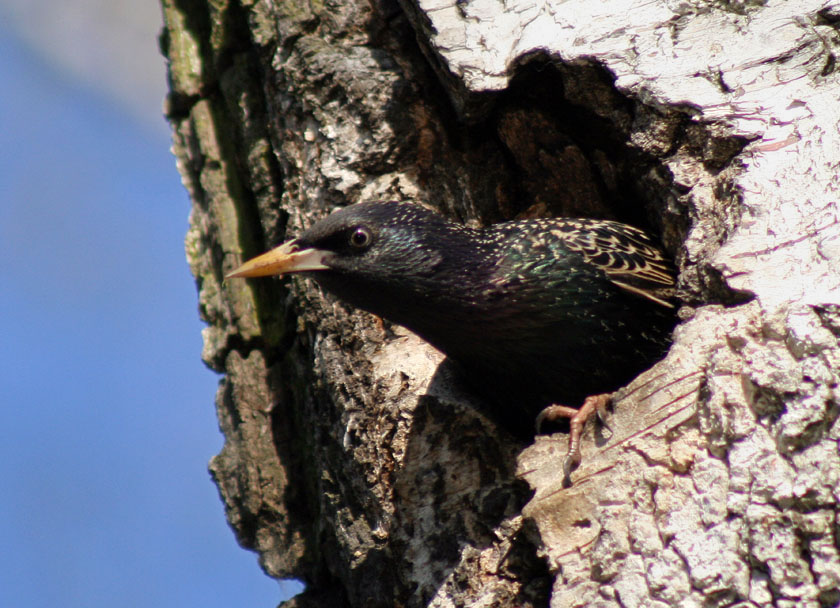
(0, 20), (301, 608)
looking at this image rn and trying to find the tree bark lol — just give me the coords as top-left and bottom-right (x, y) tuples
(160, 0), (840, 606)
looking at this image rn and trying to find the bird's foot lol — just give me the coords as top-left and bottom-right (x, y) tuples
(536, 393), (612, 478)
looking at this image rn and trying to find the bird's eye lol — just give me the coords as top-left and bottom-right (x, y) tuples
(349, 227), (371, 249)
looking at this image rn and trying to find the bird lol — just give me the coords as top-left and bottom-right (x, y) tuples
(227, 200), (677, 473)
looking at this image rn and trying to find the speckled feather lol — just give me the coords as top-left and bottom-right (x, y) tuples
(483, 218), (675, 306)
(280, 201), (677, 428)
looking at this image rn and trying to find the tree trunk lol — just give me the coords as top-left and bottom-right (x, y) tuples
(160, 0), (840, 606)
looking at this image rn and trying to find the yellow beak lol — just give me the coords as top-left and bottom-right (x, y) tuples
(226, 240), (330, 279)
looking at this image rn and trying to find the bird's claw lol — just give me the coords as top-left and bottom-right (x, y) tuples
(536, 393), (612, 478)
(535, 404), (579, 434)
(594, 396), (612, 434)
(561, 454), (576, 485)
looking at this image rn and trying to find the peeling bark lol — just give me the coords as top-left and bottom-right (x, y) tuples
(161, 0), (840, 606)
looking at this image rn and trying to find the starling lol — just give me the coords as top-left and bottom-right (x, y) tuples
(228, 201), (677, 470)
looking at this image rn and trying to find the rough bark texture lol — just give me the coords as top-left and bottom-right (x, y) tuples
(161, 0), (840, 606)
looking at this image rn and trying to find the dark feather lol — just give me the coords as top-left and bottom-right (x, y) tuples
(545, 218), (676, 307)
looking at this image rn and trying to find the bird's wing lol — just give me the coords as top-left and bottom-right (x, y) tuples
(551, 219), (677, 308)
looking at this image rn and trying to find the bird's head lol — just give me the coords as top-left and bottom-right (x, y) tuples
(227, 201), (477, 319)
